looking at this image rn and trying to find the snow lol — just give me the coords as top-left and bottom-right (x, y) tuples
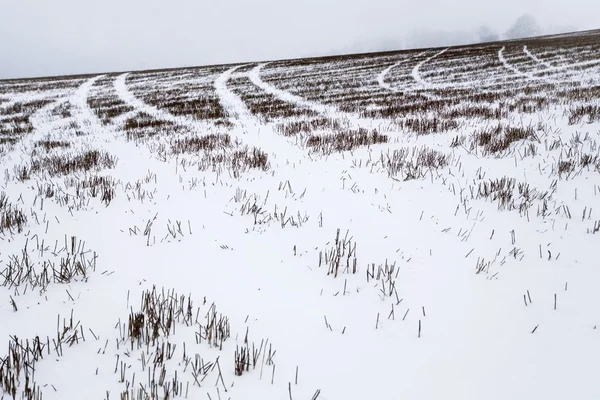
(1, 30), (600, 400)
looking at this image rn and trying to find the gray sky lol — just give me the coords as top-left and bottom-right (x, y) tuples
(0, 0), (597, 79)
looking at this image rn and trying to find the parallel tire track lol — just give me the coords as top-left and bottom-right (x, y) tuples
(410, 48), (448, 90)
(116, 69), (306, 166)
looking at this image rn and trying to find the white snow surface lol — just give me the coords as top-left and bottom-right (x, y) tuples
(1, 33), (600, 400)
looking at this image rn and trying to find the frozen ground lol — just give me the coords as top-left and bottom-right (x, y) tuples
(1, 30), (600, 400)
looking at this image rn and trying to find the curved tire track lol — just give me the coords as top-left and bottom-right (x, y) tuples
(248, 64), (379, 130)
(498, 46), (561, 84)
(21, 78), (96, 148)
(377, 52), (426, 92)
(72, 75), (109, 133)
(115, 69), (305, 166)
(114, 73), (189, 127)
(376, 63), (397, 91)
(522, 45), (600, 83)
(411, 48), (448, 90)
(380, 50), (503, 93)
(213, 65), (308, 164)
(248, 64), (339, 116)
(213, 65), (255, 121)
(523, 45), (556, 70)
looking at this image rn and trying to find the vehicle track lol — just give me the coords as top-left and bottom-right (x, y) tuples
(72, 75), (108, 132)
(116, 69), (306, 166)
(0, 96), (72, 171)
(248, 63), (381, 130)
(523, 46), (556, 70)
(498, 46), (560, 84)
(378, 48), (508, 95)
(378, 49), (509, 95)
(522, 45), (600, 84)
(377, 52), (426, 92)
(248, 64), (340, 116)
(410, 48), (448, 91)
(213, 65), (257, 121)
(114, 73), (194, 127)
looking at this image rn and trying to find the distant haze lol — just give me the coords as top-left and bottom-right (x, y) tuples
(0, 0), (597, 79)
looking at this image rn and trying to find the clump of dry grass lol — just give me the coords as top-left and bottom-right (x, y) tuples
(34, 139), (71, 152)
(555, 151), (600, 180)
(567, 104), (600, 125)
(197, 146), (270, 178)
(0, 104), (40, 137)
(450, 134), (467, 148)
(476, 177), (517, 210)
(234, 336), (276, 377)
(400, 117), (460, 135)
(557, 159), (575, 178)
(170, 134), (231, 154)
(381, 146), (450, 180)
(0, 312), (87, 399)
(1, 236), (97, 290)
(112, 281), (277, 397)
(228, 75), (316, 121)
(87, 94), (134, 125)
(34, 175), (118, 209)
(124, 286), (230, 352)
(475, 176), (549, 213)
(307, 128), (388, 154)
(123, 113), (177, 140)
(22, 150), (118, 178)
(0, 137), (18, 145)
(471, 123), (537, 155)
(318, 228), (358, 278)
(124, 112), (173, 131)
(1, 100), (52, 115)
(275, 117), (346, 137)
(0, 192), (27, 235)
(442, 105), (508, 120)
(230, 147), (269, 172)
(67, 175), (117, 206)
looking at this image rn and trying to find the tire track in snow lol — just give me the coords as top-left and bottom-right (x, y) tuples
(114, 73), (194, 127)
(380, 45), (597, 100)
(215, 64), (408, 222)
(72, 75), (108, 132)
(410, 48), (448, 90)
(213, 65), (310, 165)
(523, 46), (556, 70)
(498, 46), (561, 84)
(116, 69), (305, 165)
(1, 94), (74, 171)
(376, 63), (397, 91)
(248, 64), (340, 116)
(377, 52), (426, 92)
(26, 78), (97, 142)
(4, 76), (117, 174)
(72, 75), (215, 194)
(377, 50), (497, 94)
(522, 46), (600, 72)
(248, 63), (380, 130)
(522, 45), (600, 83)
(380, 52), (503, 93)
(213, 65), (258, 121)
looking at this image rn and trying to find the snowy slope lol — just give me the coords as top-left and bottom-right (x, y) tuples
(1, 30), (600, 400)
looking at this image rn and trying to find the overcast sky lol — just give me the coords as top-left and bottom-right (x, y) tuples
(0, 0), (597, 79)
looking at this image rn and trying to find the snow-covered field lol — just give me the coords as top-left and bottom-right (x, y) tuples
(1, 30), (600, 400)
